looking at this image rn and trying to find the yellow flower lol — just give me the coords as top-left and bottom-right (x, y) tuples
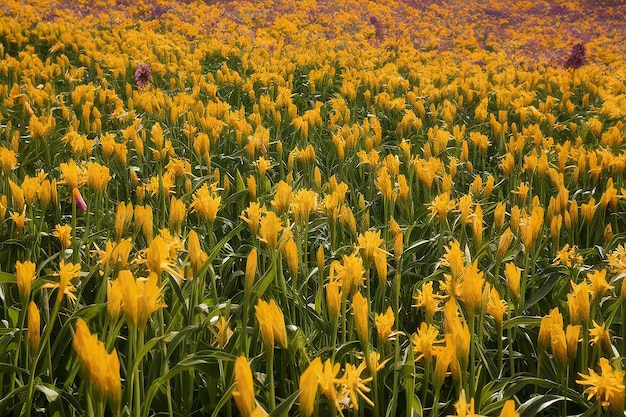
(553, 244), (583, 268)
(59, 159), (85, 190)
(9, 179), (24, 208)
(333, 253), (364, 299)
(134, 205), (154, 243)
(565, 324), (580, 364)
(116, 270), (167, 329)
(432, 341), (454, 392)
(233, 356), (267, 417)
(143, 234), (183, 282)
(9, 209), (29, 230)
(538, 308), (563, 356)
(375, 166), (393, 201)
(107, 279), (123, 319)
(245, 248), (257, 293)
(255, 156), (272, 177)
(190, 183), (221, 223)
(326, 280), (342, 322)
(53, 224), (72, 250)
(114, 202), (133, 240)
(440, 240), (465, 281)
(73, 319), (121, 407)
(586, 269), (613, 299)
(374, 306), (394, 343)
(281, 236), (298, 278)
(96, 239), (132, 272)
(411, 322), (442, 362)
(459, 261), (485, 316)
(504, 262), (521, 302)
(444, 301), (470, 370)
(339, 362), (374, 411)
(496, 227), (514, 262)
(577, 357), (625, 414)
(258, 211), (283, 250)
(607, 244), (626, 274)
(568, 280), (590, 325)
(299, 357), (322, 417)
(589, 321), (612, 354)
(27, 301), (40, 351)
(168, 196), (187, 234)
(187, 230), (208, 273)
(0, 145), (17, 175)
(412, 281), (445, 320)
(494, 202), (506, 231)
(550, 323), (568, 366)
(290, 188), (317, 223)
(240, 202), (267, 235)
(318, 359), (342, 413)
(452, 389), (485, 417)
(458, 194), (473, 225)
(210, 316), (233, 349)
(16, 260), (36, 302)
(42, 260), (81, 304)
(429, 191), (455, 222)
(272, 181), (293, 214)
(356, 230), (387, 284)
(352, 291), (369, 345)
(85, 161), (111, 193)
(255, 298), (287, 351)
(512, 182), (529, 202)
(486, 287), (507, 326)
(498, 400), (519, 417)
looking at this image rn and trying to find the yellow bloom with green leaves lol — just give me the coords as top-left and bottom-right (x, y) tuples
(255, 298), (287, 350)
(16, 260), (36, 302)
(73, 319), (121, 407)
(577, 357), (625, 414)
(190, 183), (221, 223)
(232, 356), (268, 417)
(352, 291), (369, 344)
(53, 224), (72, 250)
(299, 357), (322, 417)
(42, 260), (80, 304)
(115, 270), (167, 329)
(374, 306), (394, 343)
(27, 301), (40, 351)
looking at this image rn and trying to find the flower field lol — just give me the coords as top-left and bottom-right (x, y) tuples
(1, 0), (626, 416)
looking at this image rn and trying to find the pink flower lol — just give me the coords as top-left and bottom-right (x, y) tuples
(72, 188), (87, 212)
(134, 63), (152, 89)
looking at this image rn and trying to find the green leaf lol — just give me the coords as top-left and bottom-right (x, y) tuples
(210, 383), (236, 417)
(142, 351), (236, 415)
(0, 270), (16, 284)
(517, 394), (563, 417)
(268, 390), (299, 417)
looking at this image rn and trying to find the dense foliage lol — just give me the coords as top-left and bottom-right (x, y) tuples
(1, 1), (625, 416)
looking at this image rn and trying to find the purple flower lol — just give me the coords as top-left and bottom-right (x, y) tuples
(370, 15), (384, 39)
(564, 43), (586, 69)
(134, 63), (152, 89)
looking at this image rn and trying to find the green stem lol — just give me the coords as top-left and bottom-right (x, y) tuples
(563, 366), (568, 417)
(509, 325), (515, 377)
(22, 294), (62, 417)
(422, 359), (431, 407)
(72, 194), (78, 263)
(86, 385), (95, 417)
(496, 321), (503, 376)
(468, 314), (475, 399)
(389, 269), (401, 417)
(268, 351), (276, 412)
